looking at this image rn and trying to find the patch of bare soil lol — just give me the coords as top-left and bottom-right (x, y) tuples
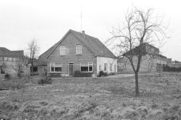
(0, 72), (181, 119)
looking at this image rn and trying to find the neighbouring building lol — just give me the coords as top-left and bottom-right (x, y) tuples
(0, 47), (26, 77)
(117, 43), (168, 73)
(27, 58), (39, 75)
(167, 60), (181, 68)
(38, 29), (117, 76)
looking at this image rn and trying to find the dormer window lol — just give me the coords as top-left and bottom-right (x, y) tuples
(76, 45), (82, 55)
(60, 46), (66, 55)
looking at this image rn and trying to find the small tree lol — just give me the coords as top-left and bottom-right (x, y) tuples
(12, 56), (28, 78)
(28, 38), (39, 76)
(107, 7), (169, 96)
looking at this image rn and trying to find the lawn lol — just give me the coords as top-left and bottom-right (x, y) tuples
(0, 73), (181, 119)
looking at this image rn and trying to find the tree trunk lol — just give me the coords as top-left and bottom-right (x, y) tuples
(32, 62), (34, 76)
(31, 59), (34, 76)
(135, 72), (139, 96)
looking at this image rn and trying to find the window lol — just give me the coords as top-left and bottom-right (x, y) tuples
(13, 58), (17, 62)
(16, 58), (20, 62)
(110, 64), (112, 71)
(4, 57), (7, 61)
(81, 64), (88, 72)
(99, 65), (101, 71)
(50, 63), (62, 73)
(80, 62), (93, 72)
(104, 63), (107, 71)
(50, 63), (55, 72)
(8, 57), (12, 61)
(114, 65), (116, 72)
(0, 66), (5, 74)
(60, 46), (66, 55)
(76, 45), (82, 55)
(88, 63), (93, 72)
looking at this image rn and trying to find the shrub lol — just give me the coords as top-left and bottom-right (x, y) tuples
(38, 77), (53, 85)
(5, 73), (11, 80)
(0, 80), (25, 90)
(108, 72), (115, 76)
(73, 70), (93, 77)
(48, 73), (61, 77)
(98, 71), (107, 77)
(17, 72), (23, 79)
(73, 70), (81, 77)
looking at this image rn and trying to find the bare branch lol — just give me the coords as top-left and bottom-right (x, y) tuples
(107, 6), (169, 96)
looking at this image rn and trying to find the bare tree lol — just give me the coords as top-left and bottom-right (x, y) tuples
(107, 7), (169, 96)
(28, 39), (39, 76)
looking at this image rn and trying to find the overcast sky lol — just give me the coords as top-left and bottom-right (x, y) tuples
(0, 0), (180, 61)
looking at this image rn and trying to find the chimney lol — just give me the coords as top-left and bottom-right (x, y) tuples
(82, 30), (85, 34)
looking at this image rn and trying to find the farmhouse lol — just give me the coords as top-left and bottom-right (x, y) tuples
(0, 47), (25, 77)
(117, 43), (168, 73)
(39, 29), (117, 76)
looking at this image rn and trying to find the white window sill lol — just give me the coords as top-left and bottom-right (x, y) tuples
(49, 72), (62, 73)
(80, 71), (93, 73)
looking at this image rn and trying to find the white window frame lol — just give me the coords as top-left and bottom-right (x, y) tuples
(76, 45), (82, 55)
(4, 57), (7, 61)
(110, 63), (112, 71)
(80, 62), (93, 72)
(88, 62), (93, 72)
(104, 63), (107, 71)
(50, 63), (62, 73)
(8, 57), (12, 61)
(60, 46), (66, 55)
(114, 65), (116, 72)
(13, 58), (17, 62)
(99, 65), (101, 71)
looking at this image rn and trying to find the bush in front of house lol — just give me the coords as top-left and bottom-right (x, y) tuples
(38, 76), (53, 85)
(48, 73), (62, 77)
(97, 71), (108, 77)
(73, 70), (93, 77)
(4, 73), (11, 80)
(108, 72), (115, 76)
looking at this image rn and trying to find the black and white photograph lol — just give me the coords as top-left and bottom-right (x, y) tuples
(0, 0), (181, 119)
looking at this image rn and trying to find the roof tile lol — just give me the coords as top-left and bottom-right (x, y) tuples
(39, 29), (116, 61)
(0, 47), (23, 57)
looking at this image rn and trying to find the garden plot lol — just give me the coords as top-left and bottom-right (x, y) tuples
(0, 73), (181, 119)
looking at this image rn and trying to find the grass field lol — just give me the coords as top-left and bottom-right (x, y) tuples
(0, 73), (181, 119)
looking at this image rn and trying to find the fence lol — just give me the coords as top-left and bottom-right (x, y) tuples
(163, 65), (181, 72)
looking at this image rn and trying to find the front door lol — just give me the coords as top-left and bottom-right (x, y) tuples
(69, 63), (73, 75)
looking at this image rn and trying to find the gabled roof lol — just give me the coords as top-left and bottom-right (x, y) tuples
(154, 53), (167, 59)
(39, 29), (116, 61)
(123, 43), (159, 56)
(123, 43), (147, 56)
(123, 43), (167, 59)
(0, 47), (24, 57)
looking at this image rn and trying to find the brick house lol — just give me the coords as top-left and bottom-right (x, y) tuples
(38, 29), (117, 76)
(117, 43), (167, 73)
(0, 47), (25, 77)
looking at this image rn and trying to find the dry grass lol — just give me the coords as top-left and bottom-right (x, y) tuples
(0, 72), (181, 119)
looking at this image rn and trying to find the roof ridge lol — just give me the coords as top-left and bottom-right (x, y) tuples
(70, 30), (116, 58)
(39, 29), (116, 60)
(0, 47), (24, 57)
(41, 29), (73, 59)
(70, 30), (97, 56)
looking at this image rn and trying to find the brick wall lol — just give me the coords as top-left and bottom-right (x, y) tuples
(47, 32), (97, 75)
(118, 55), (158, 73)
